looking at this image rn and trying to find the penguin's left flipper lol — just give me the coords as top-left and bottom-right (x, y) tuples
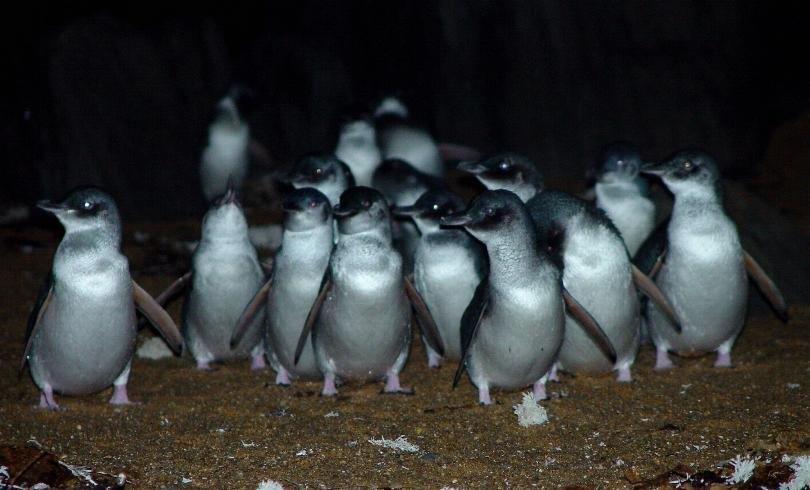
(404, 277), (445, 357)
(743, 251), (789, 322)
(20, 272), (54, 372)
(231, 269), (275, 348)
(562, 287), (618, 364)
(294, 270), (332, 365)
(633, 219), (669, 276)
(133, 281), (183, 354)
(630, 265), (682, 332)
(154, 271), (193, 306)
(453, 277), (490, 388)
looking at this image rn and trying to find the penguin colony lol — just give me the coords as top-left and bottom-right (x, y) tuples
(23, 96), (789, 409)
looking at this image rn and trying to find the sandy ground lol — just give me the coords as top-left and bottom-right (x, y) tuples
(0, 221), (808, 489)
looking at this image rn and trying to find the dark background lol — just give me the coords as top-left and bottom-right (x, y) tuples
(2, 1), (808, 219)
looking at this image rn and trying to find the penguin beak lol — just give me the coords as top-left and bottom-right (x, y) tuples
(440, 211), (474, 227)
(640, 162), (667, 176)
(222, 177), (239, 205)
(457, 160), (487, 175)
(332, 204), (359, 218)
(391, 205), (420, 217)
(36, 200), (69, 214)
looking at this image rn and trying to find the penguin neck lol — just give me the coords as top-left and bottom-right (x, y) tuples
(337, 225), (392, 247)
(485, 232), (542, 286)
(672, 185), (723, 220)
(61, 225), (122, 255)
(513, 184), (538, 203)
(412, 217), (440, 235)
(281, 224), (333, 260)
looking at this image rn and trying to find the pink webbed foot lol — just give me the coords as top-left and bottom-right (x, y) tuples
(321, 373), (338, 397)
(38, 386), (60, 410)
(478, 386), (492, 405)
(616, 366), (632, 382)
(533, 379), (547, 401)
(547, 364), (560, 382)
(196, 360), (216, 371)
(655, 348), (675, 370)
(427, 351), (442, 369)
(109, 384), (139, 405)
(250, 353), (267, 371)
(714, 350), (733, 368)
(382, 372), (414, 395)
(275, 368), (291, 386)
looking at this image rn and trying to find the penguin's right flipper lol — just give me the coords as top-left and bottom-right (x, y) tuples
(404, 277), (445, 357)
(453, 276), (490, 388)
(294, 269), (332, 365)
(562, 288), (618, 364)
(743, 251), (789, 322)
(633, 219), (669, 276)
(20, 272), (54, 372)
(133, 281), (183, 354)
(630, 265), (682, 332)
(231, 269), (275, 349)
(154, 271), (192, 306)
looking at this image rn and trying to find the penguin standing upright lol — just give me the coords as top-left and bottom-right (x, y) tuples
(335, 117), (382, 187)
(23, 187), (182, 409)
(200, 95), (250, 202)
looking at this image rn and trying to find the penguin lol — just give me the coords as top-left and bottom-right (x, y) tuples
(590, 142), (655, 256)
(635, 150), (788, 369)
(392, 189), (487, 367)
(231, 188), (333, 385)
(441, 190), (617, 404)
(292, 187), (444, 396)
(457, 153), (544, 203)
(284, 153), (356, 207)
(372, 158), (445, 274)
(157, 181), (267, 370)
(374, 96), (445, 178)
(526, 190), (680, 382)
(22, 187), (182, 409)
(200, 94), (250, 202)
(334, 117), (382, 187)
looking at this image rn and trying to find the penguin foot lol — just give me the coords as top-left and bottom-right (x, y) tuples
(382, 374), (414, 395)
(250, 354), (267, 371)
(616, 366), (632, 382)
(654, 349), (675, 370)
(109, 385), (139, 405)
(321, 374), (339, 396)
(547, 364), (560, 382)
(427, 352), (442, 369)
(532, 380), (547, 401)
(478, 387), (493, 405)
(275, 369), (292, 386)
(195, 360), (217, 371)
(714, 351), (733, 368)
(38, 389), (60, 411)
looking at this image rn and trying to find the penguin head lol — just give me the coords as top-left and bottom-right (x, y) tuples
(333, 186), (390, 236)
(525, 190), (592, 261)
(372, 158), (440, 207)
(38, 186), (121, 238)
(458, 153), (543, 200)
(286, 153), (353, 189)
(392, 189), (465, 234)
(641, 149), (720, 195)
(440, 190), (529, 243)
(373, 96), (409, 119)
(282, 188), (332, 232)
(338, 117), (376, 143)
(202, 179), (248, 240)
(591, 142), (643, 184)
(211, 95), (244, 131)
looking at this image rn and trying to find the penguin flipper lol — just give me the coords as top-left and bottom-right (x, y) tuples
(133, 280), (183, 354)
(743, 251), (789, 322)
(154, 271), (192, 306)
(633, 219), (669, 276)
(21, 272), (54, 372)
(404, 277), (445, 357)
(231, 270), (274, 349)
(562, 287), (618, 364)
(453, 276), (490, 388)
(630, 265), (682, 332)
(294, 269), (332, 365)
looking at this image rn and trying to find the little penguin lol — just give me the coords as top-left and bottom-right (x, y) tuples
(526, 190), (680, 382)
(458, 153), (544, 203)
(372, 158), (445, 274)
(23, 187), (182, 409)
(334, 117), (382, 187)
(374, 96), (445, 178)
(635, 150), (788, 369)
(284, 153), (356, 207)
(590, 142), (655, 256)
(200, 94), (250, 202)
(231, 188), (333, 385)
(392, 189), (487, 367)
(292, 186), (444, 396)
(157, 181), (267, 370)
(441, 190), (617, 405)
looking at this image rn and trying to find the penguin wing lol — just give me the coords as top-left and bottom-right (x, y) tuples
(133, 280), (184, 354)
(294, 269), (332, 365)
(404, 277), (445, 357)
(744, 251), (789, 322)
(21, 272), (54, 371)
(154, 271), (192, 306)
(562, 288), (618, 364)
(231, 268), (274, 348)
(633, 219), (669, 277)
(630, 265), (682, 332)
(452, 276), (491, 388)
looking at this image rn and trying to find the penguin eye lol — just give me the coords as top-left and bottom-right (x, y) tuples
(432, 204), (439, 211)
(308, 200), (319, 208)
(498, 162), (511, 172)
(315, 168), (323, 175)
(361, 200), (371, 208)
(81, 201), (97, 212)
(485, 207), (496, 216)
(683, 160), (694, 171)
